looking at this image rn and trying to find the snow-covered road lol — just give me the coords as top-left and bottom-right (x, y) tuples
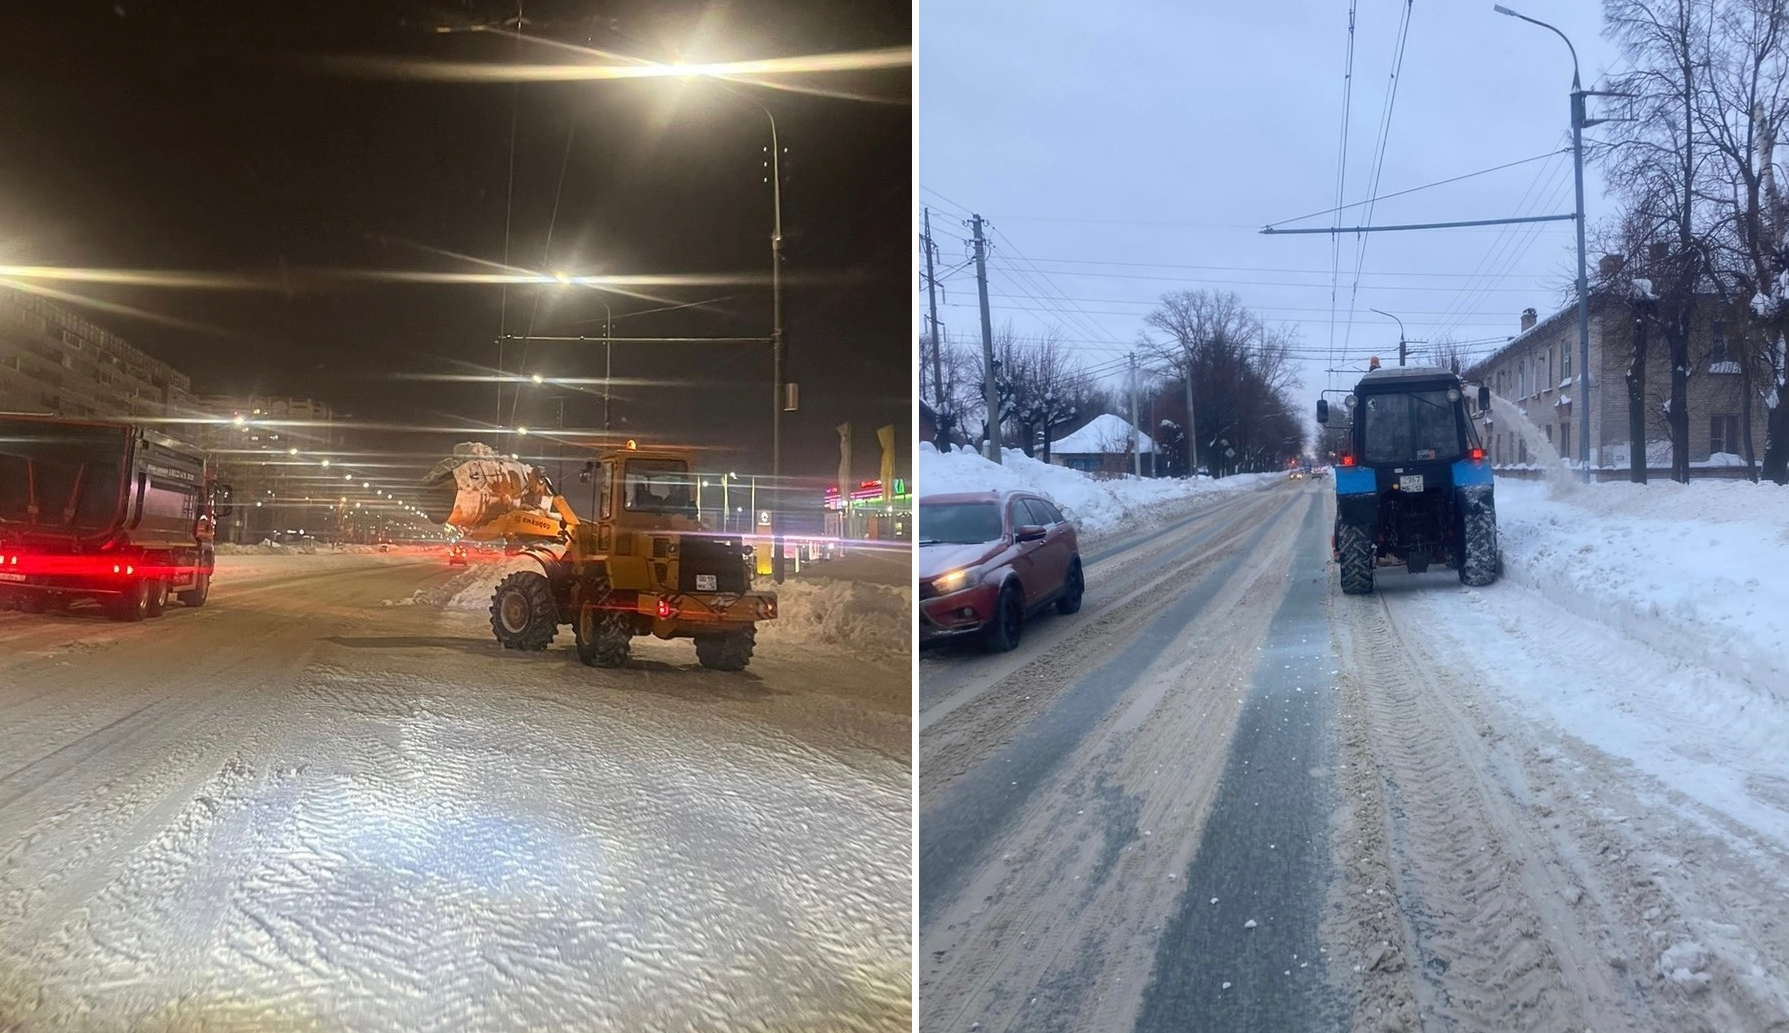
(917, 476), (1789, 1033)
(0, 554), (911, 1032)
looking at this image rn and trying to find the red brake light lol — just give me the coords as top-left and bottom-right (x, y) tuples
(1340, 454), (1356, 467)
(656, 599), (674, 620)
(1469, 447), (1485, 461)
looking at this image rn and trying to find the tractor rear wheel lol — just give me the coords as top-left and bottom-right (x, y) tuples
(1338, 524), (1376, 595)
(695, 626), (756, 671)
(1459, 502), (1500, 587)
(574, 602), (633, 668)
(490, 570), (558, 650)
(145, 579), (169, 617)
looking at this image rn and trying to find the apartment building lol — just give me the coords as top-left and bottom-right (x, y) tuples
(0, 286), (192, 421)
(1467, 295), (1769, 470)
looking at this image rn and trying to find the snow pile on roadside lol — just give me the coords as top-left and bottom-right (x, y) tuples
(1495, 478), (1789, 690)
(758, 577), (910, 663)
(379, 557), (535, 609)
(916, 441), (1276, 535)
(216, 539), (317, 555)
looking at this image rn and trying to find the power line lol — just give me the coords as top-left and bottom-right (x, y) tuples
(1328, 0), (1361, 384)
(1340, 0), (1417, 360)
(1263, 149), (1572, 230)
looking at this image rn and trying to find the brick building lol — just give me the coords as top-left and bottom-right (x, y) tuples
(1467, 295), (1769, 471)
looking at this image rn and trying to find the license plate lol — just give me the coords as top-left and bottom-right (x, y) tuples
(1399, 474), (1425, 493)
(0, 572), (22, 582)
(695, 574), (718, 591)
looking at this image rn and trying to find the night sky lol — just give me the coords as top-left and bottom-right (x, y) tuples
(0, 0), (910, 499)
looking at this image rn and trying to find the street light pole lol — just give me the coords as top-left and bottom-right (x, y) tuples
(1495, 4), (1592, 483)
(763, 103), (788, 584)
(601, 302), (613, 443)
(1368, 308), (1409, 367)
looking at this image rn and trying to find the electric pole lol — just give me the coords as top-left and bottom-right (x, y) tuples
(971, 214), (1001, 464)
(1184, 363), (1199, 479)
(1129, 352), (1142, 476)
(923, 208), (944, 416)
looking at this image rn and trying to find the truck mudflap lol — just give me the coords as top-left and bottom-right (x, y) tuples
(638, 590), (777, 639)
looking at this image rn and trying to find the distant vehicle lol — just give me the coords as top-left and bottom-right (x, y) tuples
(917, 489), (1082, 652)
(448, 542), (469, 566)
(0, 414), (229, 620)
(1310, 466), (1329, 479)
(1316, 365), (1499, 594)
(1289, 469), (1304, 480)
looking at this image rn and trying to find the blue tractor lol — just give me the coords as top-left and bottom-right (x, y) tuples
(1316, 365), (1498, 595)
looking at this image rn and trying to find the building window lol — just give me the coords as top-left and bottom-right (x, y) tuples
(1545, 425), (1554, 445)
(1560, 422), (1570, 461)
(1545, 348), (1553, 387)
(1710, 414), (1740, 456)
(1562, 345), (1571, 383)
(1711, 321), (1727, 364)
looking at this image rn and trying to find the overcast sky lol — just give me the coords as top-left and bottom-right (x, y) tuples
(916, 0), (1623, 436)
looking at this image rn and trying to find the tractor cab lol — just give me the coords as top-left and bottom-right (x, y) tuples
(1317, 365), (1498, 593)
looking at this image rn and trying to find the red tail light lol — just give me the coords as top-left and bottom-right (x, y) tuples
(656, 598), (675, 620)
(1340, 454), (1356, 467)
(1469, 447), (1485, 461)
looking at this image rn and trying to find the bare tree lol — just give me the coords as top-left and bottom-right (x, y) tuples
(1138, 290), (1304, 476)
(1605, 0), (1719, 483)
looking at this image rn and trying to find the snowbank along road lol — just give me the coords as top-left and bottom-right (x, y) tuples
(0, 552), (911, 1033)
(918, 477), (1789, 1033)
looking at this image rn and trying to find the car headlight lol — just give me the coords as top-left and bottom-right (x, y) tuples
(932, 565), (980, 594)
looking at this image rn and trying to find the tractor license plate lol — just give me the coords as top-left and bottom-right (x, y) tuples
(0, 573), (23, 582)
(1399, 474), (1425, 493)
(695, 574), (718, 591)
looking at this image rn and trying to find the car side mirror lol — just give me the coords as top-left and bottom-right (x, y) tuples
(1015, 524), (1047, 543)
(1316, 399), (1329, 424)
(1478, 385), (1491, 411)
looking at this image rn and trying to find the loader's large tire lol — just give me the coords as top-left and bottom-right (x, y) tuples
(1338, 524), (1376, 596)
(490, 570), (558, 650)
(574, 603), (633, 668)
(1460, 503), (1500, 587)
(694, 626), (756, 671)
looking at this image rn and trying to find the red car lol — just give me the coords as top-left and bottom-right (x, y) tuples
(448, 543), (469, 566)
(918, 489), (1083, 651)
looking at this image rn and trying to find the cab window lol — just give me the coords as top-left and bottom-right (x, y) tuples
(622, 459), (694, 514)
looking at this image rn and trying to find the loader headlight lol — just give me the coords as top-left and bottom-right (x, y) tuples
(931, 566), (980, 595)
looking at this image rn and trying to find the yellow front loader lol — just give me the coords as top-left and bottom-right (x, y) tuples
(420, 441), (775, 670)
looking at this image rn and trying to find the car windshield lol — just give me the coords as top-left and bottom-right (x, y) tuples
(918, 501), (1002, 545)
(622, 459), (695, 515)
(1360, 389), (1463, 464)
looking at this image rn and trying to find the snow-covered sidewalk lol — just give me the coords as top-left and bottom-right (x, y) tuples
(1495, 478), (1789, 692)
(916, 442), (1279, 536)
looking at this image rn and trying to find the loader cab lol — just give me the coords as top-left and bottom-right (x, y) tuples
(584, 443), (703, 552)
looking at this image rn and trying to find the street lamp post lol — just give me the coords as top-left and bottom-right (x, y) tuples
(1495, 4), (1594, 482)
(760, 102), (789, 584)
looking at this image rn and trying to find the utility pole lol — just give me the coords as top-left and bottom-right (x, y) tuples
(1184, 362), (1199, 479)
(1129, 352), (1142, 476)
(923, 208), (944, 418)
(971, 213), (1001, 464)
(1494, 4), (1621, 482)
